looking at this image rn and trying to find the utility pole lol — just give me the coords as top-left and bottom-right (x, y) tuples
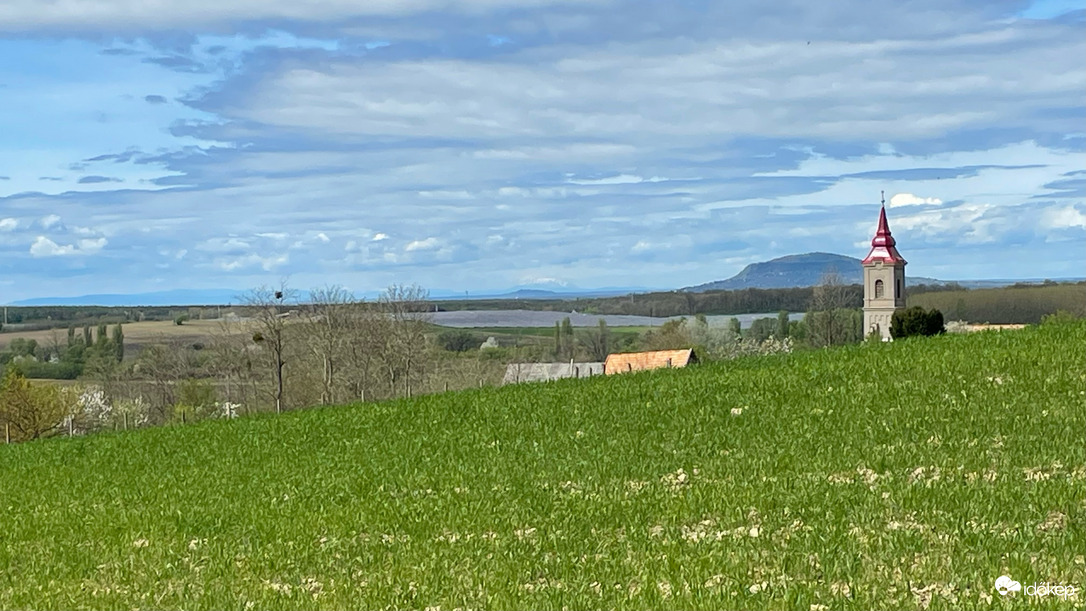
(274, 290), (285, 414)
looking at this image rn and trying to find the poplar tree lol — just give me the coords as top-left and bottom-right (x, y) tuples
(561, 317), (574, 360)
(112, 324), (124, 362)
(777, 311), (790, 338)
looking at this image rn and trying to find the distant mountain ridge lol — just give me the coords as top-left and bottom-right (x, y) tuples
(10, 289), (246, 307)
(684, 252), (944, 292)
(8, 259), (1076, 306)
(8, 286), (654, 307)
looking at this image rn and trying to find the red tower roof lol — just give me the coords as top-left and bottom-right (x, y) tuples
(862, 206), (907, 265)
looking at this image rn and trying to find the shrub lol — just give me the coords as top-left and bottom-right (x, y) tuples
(891, 306), (945, 339)
(746, 317), (778, 343)
(0, 369), (79, 441)
(1041, 310), (1081, 326)
(437, 329), (477, 352)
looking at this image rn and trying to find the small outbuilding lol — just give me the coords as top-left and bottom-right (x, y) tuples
(604, 349), (697, 375)
(502, 362), (605, 385)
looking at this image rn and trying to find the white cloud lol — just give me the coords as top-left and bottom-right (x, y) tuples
(0, 218), (16, 231)
(568, 174), (659, 186)
(372, 233), (389, 241)
(29, 235), (107, 257)
(889, 193), (944, 207)
(889, 202), (1014, 244)
(316, 232), (330, 243)
(30, 237), (74, 257)
(0, 0), (611, 31)
(1040, 205), (1086, 230)
(405, 237), (440, 252)
(40, 214), (62, 229)
(217, 253), (289, 271)
(77, 238), (108, 253)
(238, 25), (1084, 144)
(197, 237), (251, 253)
(518, 276), (567, 287)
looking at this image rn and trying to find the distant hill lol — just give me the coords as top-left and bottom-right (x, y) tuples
(686, 253), (862, 291)
(685, 252), (944, 292)
(11, 289), (245, 307)
(9, 286), (655, 307)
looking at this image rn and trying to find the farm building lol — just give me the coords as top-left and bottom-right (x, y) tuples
(502, 362), (605, 385)
(604, 348), (697, 375)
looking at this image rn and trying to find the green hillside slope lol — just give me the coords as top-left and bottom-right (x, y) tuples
(1, 323), (1083, 609)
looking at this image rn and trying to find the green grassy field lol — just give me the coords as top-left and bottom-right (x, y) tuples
(1, 323), (1083, 609)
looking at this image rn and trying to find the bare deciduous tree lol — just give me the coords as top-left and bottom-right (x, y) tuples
(379, 284), (431, 398)
(210, 316), (260, 414)
(305, 285), (355, 406)
(341, 300), (389, 402)
(577, 319), (611, 361)
(807, 270), (851, 348)
(245, 282), (297, 413)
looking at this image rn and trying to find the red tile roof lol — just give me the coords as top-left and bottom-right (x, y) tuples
(604, 349), (696, 375)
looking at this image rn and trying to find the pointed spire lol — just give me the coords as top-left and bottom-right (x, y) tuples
(862, 195), (906, 265)
(871, 205), (896, 248)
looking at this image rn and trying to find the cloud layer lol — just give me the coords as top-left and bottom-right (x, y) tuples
(0, 0), (1083, 301)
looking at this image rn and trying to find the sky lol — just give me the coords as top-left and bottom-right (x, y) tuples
(0, 0), (1083, 302)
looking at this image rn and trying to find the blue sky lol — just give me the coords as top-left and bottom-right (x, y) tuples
(0, 0), (1083, 301)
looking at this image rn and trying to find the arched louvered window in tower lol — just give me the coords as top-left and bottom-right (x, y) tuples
(874, 279), (885, 299)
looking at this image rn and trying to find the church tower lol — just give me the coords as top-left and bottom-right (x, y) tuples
(862, 194), (906, 340)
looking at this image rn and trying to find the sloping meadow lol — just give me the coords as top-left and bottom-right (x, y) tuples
(1, 323), (1083, 609)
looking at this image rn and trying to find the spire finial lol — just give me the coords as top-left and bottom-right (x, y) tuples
(881, 190), (885, 207)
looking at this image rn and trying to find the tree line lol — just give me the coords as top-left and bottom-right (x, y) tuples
(908, 282), (1086, 324)
(4, 277), (1080, 443)
(1, 284), (468, 441)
